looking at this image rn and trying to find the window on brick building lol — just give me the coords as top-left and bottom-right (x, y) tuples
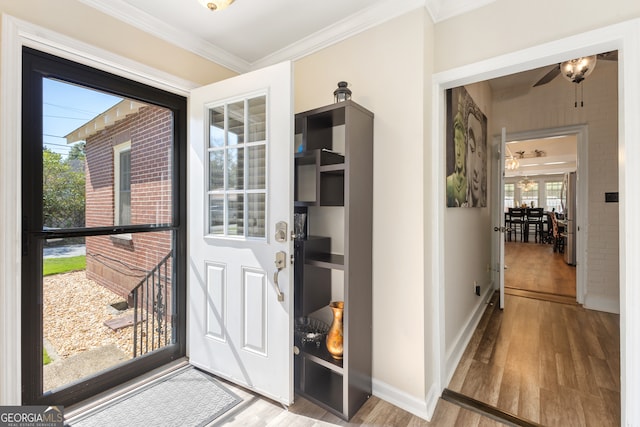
(114, 142), (131, 225)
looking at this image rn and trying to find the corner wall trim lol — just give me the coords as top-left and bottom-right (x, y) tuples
(584, 293), (619, 314)
(372, 378), (433, 421)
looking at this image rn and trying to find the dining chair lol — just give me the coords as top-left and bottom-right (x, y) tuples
(504, 211), (512, 241)
(508, 208), (525, 241)
(526, 208), (544, 243)
(549, 212), (565, 253)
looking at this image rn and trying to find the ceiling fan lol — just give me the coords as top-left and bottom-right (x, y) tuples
(533, 51), (618, 87)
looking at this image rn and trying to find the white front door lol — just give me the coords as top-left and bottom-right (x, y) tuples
(187, 61), (294, 405)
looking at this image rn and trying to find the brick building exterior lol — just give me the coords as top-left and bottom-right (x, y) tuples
(81, 102), (174, 301)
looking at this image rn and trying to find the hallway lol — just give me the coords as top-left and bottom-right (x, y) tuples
(447, 292), (620, 426)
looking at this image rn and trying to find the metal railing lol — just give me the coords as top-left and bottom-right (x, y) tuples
(130, 250), (173, 357)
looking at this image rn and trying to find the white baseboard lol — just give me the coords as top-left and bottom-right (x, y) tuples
(584, 293), (620, 314)
(444, 288), (493, 385)
(372, 378), (435, 421)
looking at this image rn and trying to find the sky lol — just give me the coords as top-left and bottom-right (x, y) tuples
(43, 78), (123, 156)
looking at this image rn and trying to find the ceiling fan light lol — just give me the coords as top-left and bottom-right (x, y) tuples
(561, 55), (597, 84)
(197, 0), (235, 11)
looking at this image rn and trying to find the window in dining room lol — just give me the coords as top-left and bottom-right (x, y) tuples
(504, 183), (515, 209)
(520, 182), (539, 208)
(545, 181), (563, 211)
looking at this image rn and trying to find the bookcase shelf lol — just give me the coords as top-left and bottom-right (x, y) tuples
(293, 100), (373, 420)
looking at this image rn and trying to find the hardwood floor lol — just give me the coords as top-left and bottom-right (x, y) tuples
(447, 292), (620, 426)
(213, 379), (506, 426)
(504, 241), (576, 300)
(67, 240), (616, 426)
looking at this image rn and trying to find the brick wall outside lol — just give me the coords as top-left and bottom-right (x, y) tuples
(85, 105), (174, 305)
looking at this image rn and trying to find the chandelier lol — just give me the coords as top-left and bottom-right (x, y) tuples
(517, 176), (535, 192)
(197, 0), (234, 11)
(505, 146), (519, 171)
(505, 156), (519, 171)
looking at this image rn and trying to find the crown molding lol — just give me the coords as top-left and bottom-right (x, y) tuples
(251, 0), (426, 70)
(77, 0), (495, 72)
(78, 0), (427, 73)
(425, 0), (496, 23)
(77, 0), (251, 73)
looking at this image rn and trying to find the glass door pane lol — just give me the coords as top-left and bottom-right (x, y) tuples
(206, 95), (267, 239)
(41, 78), (178, 392)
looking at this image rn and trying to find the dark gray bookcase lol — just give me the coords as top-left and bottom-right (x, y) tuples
(293, 100), (373, 420)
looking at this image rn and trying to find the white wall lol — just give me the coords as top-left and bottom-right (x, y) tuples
(491, 60), (619, 312)
(443, 82), (493, 368)
(294, 9), (429, 413)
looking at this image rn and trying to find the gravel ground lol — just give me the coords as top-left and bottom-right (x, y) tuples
(43, 271), (135, 360)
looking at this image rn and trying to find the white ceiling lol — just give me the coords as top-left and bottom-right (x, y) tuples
(77, 0), (496, 73)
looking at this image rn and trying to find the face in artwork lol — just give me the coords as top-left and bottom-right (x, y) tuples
(467, 113), (485, 206)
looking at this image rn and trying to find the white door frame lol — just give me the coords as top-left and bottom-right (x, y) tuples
(490, 128), (507, 309)
(431, 19), (640, 425)
(497, 124), (589, 305)
(0, 15), (196, 404)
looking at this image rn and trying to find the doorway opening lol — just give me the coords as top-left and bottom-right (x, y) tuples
(21, 47), (187, 407)
(439, 46), (620, 424)
(503, 132), (579, 305)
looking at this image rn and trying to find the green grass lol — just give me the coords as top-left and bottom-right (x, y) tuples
(43, 348), (51, 365)
(43, 255), (86, 276)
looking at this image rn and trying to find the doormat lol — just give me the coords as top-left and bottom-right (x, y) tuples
(67, 366), (241, 427)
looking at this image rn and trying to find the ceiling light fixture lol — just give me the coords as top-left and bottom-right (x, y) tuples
(561, 55), (597, 108)
(561, 55), (597, 84)
(505, 156), (519, 171)
(198, 0), (234, 12)
(517, 176), (536, 192)
(505, 146), (519, 171)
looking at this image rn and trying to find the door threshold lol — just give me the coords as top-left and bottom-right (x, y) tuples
(64, 358), (189, 420)
(504, 287), (577, 305)
(442, 388), (542, 427)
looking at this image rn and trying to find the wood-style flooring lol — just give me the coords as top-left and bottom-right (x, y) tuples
(448, 292), (620, 426)
(213, 379), (509, 426)
(504, 241), (576, 303)
(68, 240), (617, 426)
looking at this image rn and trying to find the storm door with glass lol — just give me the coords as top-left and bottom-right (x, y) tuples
(21, 47), (187, 406)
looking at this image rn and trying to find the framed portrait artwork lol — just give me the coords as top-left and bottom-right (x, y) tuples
(446, 86), (488, 208)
